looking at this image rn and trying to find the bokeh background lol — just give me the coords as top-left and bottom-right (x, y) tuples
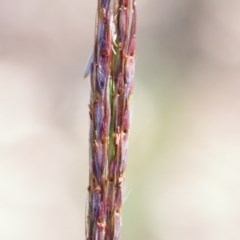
(0, 1), (240, 239)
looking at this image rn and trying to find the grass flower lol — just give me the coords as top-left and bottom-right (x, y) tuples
(86, 1), (136, 239)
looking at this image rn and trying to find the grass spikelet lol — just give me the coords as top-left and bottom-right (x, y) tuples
(86, 1), (137, 239)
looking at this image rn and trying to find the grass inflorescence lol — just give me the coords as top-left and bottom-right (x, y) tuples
(86, 1), (136, 239)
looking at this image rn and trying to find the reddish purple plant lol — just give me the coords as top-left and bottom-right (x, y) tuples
(86, 1), (136, 239)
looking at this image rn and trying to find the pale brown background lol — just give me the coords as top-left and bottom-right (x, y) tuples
(0, 1), (240, 239)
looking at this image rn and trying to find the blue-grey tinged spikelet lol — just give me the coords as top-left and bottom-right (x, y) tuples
(86, 1), (136, 239)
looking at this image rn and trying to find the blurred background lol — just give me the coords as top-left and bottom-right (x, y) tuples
(0, 0), (240, 239)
